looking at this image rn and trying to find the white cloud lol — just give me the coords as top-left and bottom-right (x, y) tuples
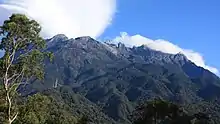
(0, 0), (116, 38)
(112, 32), (219, 75)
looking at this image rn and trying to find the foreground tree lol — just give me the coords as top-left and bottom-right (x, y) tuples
(0, 14), (52, 124)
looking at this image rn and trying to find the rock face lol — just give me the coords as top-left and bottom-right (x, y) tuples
(27, 35), (220, 123)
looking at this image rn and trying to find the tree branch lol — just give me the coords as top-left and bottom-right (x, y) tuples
(7, 74), (19, 82)
(11, 69), (24, 86)
(6, 91), (12, 123)
(11, 112), (18, 122)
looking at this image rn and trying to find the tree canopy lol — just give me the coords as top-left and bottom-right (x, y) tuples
(0, 14), (52, 124)
(131, 99), (212, 124)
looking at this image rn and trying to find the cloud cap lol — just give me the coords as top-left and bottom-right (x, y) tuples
(0, 0), (116, 38)
(113, 32), (219, 75)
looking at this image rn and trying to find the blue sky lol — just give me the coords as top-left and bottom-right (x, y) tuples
(102, 0), (220, 72)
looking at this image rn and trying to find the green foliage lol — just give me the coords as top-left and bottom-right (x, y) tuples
(15, 93), (78, 124)
(0, 14), (53, 124)
(42, 87), (117, 124)
(0, 83), (7, 123)
(77, 116), (89, 124)
(0, 14), (52, 81)
(131, 99), (212, 124)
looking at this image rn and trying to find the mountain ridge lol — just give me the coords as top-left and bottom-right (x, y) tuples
(47, 34), (208, 73)
(23, 34), (220, 123)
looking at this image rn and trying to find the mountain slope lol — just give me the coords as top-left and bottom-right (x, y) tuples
(25, 35), (220, 123)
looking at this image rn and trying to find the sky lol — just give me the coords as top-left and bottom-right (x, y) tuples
(0, 0), (219, 75)
(102, 0), (220, 74)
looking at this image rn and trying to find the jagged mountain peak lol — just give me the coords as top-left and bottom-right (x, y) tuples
(49, 34), (68, 41)
(75, 36), (95, 41)
(173, 52), (188, 62)
(45, 35), (217, 77)
(48, 35), (95, 43)
(46, 34), (69, 48)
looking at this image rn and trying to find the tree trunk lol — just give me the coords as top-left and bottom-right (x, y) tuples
(5, 83), (18, 124)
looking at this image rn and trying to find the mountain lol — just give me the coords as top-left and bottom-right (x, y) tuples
(23, 34), (220, 123)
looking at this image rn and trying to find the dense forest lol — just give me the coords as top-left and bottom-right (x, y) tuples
(0, 87), (213, 124)
(0, 14), (219, 124)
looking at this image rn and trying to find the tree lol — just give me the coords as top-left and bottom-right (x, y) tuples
(16, 94), (51, 124)
(0, 14), (52, 124)
(77, 116), (89, 124)
(131, 99), (212, 124)
(14, 93), (78, 124)
(131, 99), (180, 124)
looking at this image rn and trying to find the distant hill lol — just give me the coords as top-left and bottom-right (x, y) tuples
(21, 34), (220, 124)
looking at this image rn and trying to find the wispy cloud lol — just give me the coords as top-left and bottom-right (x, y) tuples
(113, 32), (219, 75)
(0, 0), (116, 38)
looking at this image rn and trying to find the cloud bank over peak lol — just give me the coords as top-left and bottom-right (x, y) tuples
(0, 0), (116, 38)
(113, 32), (219, 75)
